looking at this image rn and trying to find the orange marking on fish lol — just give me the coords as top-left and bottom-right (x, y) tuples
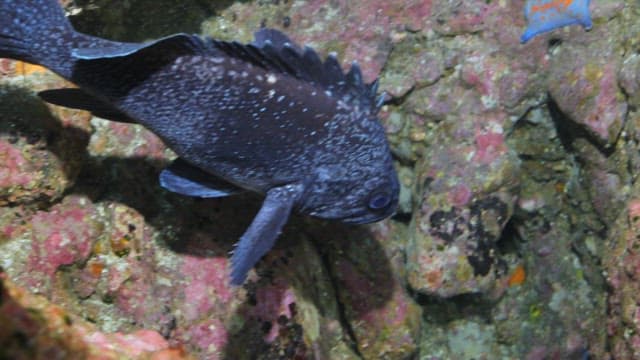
(508, 264), (526, 286)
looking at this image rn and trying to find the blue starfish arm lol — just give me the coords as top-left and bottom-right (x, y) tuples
(521, 0), (592, 43)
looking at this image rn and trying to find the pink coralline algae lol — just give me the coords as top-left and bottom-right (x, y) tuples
(0, 58), (15, 75)
(287, 0), (433, 82)
(432, 0), (494, 36)
(407, 111), (519, 297)
(0, 140), (32, 187)
(548, 39), (626, 146)
(324, 221), (422, 358)
(604, 195), (640, 359)
(0, 65), (89, 206)
(380, 44), (446, 99)
(84, 329), (174, 357)
(457, 44), (549, 111)
(0, 133), (71, 206)
(0, 270), (193, 360)
(173, 318), (228, 360)
(473, 129), (507, 165)
(180, 256), (233, 322)
(24, 196), (99, 292)
(245, 279), (296, 343)
(337, 259), (419, 356)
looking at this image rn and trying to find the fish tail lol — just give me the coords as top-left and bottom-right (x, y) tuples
(0, 0), (75, 74)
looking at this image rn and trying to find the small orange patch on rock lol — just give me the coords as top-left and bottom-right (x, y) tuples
(110, 235), (131, 257)
(88, 260), (105, 278)
(150, 346), (190, 360)
(16, 61), (48, 75)
(508, 264), (526, 287)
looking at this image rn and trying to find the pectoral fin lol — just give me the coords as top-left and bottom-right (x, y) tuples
(160, 158), (243, 198)
(229, 184), (303, 285)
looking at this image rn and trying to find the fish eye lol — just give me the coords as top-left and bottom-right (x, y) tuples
(368, 191), (391, 210)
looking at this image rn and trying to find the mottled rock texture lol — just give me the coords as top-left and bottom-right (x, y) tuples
(0, 0), (637, 359)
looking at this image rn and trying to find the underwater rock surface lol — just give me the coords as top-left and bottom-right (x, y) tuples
(0, 0), (636, 358)
(0, 269), (194, 359)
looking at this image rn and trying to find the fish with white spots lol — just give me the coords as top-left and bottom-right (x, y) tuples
(0, 0), (399, 284)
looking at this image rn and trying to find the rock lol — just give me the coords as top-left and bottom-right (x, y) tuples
(0, 82), (89, 206)
(604, 190), (640, 359)
(0, 269), (194, 359)
(318, 220), (421, 358)
(548, 45), (626, 147)
(407, 110), (520, 297)
(1, 0), (638, 358)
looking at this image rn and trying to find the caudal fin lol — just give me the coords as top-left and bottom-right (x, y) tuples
(0, 0), (74, 72)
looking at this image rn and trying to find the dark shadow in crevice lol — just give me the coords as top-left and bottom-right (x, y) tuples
(222, 219), (395, 359)
(0, 85), (90, 209)
(547, 95), (615, 157)
(391, 211), (412, 224)
(494, 217), (522, 257)
(412, 290), (496, 325)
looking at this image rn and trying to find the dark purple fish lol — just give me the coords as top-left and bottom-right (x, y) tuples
(0, 0), (399, 284)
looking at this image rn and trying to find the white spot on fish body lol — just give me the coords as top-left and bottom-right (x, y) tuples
(268, 89), (276, 98)
(249, 87), (260, 94)
(267, 73), (277, 84)
(211, 57), (225, 64)
(277, 95), (285, 102)
(336, 100), (350, 111)
(256, 74), (264, 81)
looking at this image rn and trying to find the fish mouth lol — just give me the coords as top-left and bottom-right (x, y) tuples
(306, 202), (397, 225)
(308, 209), (392, 225)
(341, 209), (396, 225)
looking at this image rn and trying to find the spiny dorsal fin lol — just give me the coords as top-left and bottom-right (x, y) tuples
(72, 29), (383, 110)
(252, 28), (301, 53)
(212, 28), (380, 110)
